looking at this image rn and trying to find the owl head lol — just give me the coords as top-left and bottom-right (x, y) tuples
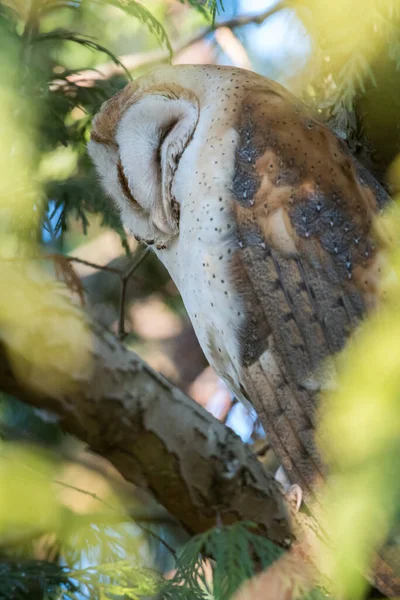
(88, 67), (203, 249)
(88, 64), (263, 249)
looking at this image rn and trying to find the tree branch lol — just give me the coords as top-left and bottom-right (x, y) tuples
(187, 2), (288, 46)
(0, 268), (291, 545)
(117, 246), (151, 340)
(2, 267), (399, 595)
(56, 3), (287, 88)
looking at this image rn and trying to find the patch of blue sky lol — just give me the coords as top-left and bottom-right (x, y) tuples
(219, 0), (312, 84)
(226, 402), (262, 443)
(42, 199), (63, 244)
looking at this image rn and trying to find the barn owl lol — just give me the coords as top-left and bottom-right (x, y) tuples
(88, 65), (390, 503)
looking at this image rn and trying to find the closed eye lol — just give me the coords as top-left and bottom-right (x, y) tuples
(117, 160), (141, 209)
(157, 119), (178, 164)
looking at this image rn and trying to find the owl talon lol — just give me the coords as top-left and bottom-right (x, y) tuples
(286, 484), (303, 513)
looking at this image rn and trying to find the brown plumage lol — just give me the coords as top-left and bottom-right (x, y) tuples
(228, 85), (389, 498)
(88, 65), (390, 503)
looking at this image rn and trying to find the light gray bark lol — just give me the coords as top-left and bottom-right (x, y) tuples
(0, 273), (290, 544)
(1, 270), (399, 596)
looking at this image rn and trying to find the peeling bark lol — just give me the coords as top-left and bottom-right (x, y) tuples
(0, 274), (290, 545)
(1, 271), (399, 596)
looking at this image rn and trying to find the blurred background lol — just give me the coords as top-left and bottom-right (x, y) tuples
(1, 0), (400, 598)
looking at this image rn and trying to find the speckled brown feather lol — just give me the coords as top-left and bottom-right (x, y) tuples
(88, 65), (398, 595)
(230, 86), (390, 499)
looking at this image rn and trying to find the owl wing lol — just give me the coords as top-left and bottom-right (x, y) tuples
(231, 86), (390, 500)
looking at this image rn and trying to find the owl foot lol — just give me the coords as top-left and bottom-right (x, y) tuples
(285, 484), (303, 513)
(274, 466), (303, 513)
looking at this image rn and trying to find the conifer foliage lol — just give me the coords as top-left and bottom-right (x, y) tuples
(0, 0), (399, 598)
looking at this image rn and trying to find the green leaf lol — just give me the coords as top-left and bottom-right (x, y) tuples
(0, 558), (160, 600)
(206, 0), (225, 24)
(33, 29), (132, 81)
(161, 522), (284, 600)
(178, 0), (225, 22)
(92, 0), (173, 58)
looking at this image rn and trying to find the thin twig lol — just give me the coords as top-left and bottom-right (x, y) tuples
(118, 246), (151, 340)
(2, 446), (181, 528)
(21, 0), (40, 67)
(187, 2), (288, 48)
(65, 255), (123, 275)
(53, 479), (178, 524)
(139, 524), (178, 559)
(54, 2), (287, 88)
(0, 422), (181, 527)
(54, 476), (179, 557)
(4, 250), (152, 339)
(53, 478), (120, 512)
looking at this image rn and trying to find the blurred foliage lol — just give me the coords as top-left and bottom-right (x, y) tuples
(0, 442), (160, 599)
(296, 0), (400, 177)
(0, 1), (213, 598)
(0, 457), (328, 600)
(0, 9), (92, 397)
(293, 17), (400, 596)
(0, 437), (328, 599)
(161, 522), (329, 600)
(0, 559), (159, 600)
(0, 0), (400, 599)
(162, 521), (283, 599)
(315, 176), (400, 600)
(0, 0), (217, 255)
